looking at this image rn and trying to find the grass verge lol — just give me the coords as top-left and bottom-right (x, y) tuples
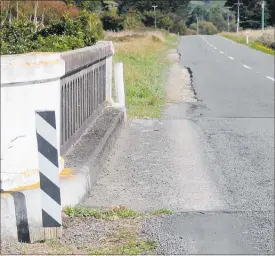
(64, 205), (173, 218)
(109, 30), (179, 118)
(220, 31), (275, 55)
(151, 208), (173, 216)
(88, 239), (157, 255)
(64, 205), (142, 219)
(87, 223), (157, 255)
(2, 206), (173, 255)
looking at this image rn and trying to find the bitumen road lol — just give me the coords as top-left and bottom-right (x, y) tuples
(83, 35), (274, 254)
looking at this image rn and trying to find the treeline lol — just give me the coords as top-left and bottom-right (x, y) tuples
(1, 0), (273, 55)
(69, 0), (195, 34)
(0, 0), (196, 54)
(225, 0), (275, 29)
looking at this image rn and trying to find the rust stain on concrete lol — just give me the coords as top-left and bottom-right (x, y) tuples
(0, 168), (75, 194)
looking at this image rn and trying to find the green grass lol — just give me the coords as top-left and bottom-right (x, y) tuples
(64, 206), (142, 219)
(151, 208), (173, 216)
(87, 223), (157, 254)
(221, 33), (275, 55)
(113, 32), (178, 118)
(88, 240), (157, 255)
(64, 206), (173, 218)
(164, 31), (180, 44)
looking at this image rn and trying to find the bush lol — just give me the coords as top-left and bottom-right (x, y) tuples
(241, 20), (261, 30)
(123, 11), (144, 30)
(200, 21), (218, 35)
(186, 29), (197, 35)
(158, 16), (174, 31)
(1, 10), (103, 54)
(142, 10), (175, 31)
(37, 11), (103, 46)
(35, 15), (80, 38)
(0, 19), (36, 54)
(256, 32), (275, 49)
(78, 10), (103, 46)
(191, 21), (218, 35)
(34, 34), (85, 52)
(141, 10), (156, 27)
(101, 9), (124, 31)
(172, 21), (187, 35)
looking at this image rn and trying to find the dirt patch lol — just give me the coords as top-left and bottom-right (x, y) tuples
(1, 216), (156, 255)
(166, 59), (197, 103)
(1, 206), (172, 255)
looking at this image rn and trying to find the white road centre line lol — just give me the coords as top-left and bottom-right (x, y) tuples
(220, 51), (224, 54)
(266, 76), (275, 82)
(213, 47), (217, 49)
(243, 65), (252, 69)
(228, 56), (234, 60)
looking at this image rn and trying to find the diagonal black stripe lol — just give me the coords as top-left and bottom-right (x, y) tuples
(36, 133), (58, 167)
(42, 209), (61, 227)
(40, 172), (61, 205)
(37, 111), (56, 129)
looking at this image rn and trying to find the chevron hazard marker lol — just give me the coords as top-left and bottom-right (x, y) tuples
(35, 111), (62, 228)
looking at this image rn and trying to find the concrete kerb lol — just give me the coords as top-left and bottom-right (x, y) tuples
(1, 106), (125, 241)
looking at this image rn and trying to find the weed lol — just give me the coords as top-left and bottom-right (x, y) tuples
(250, 42), (274, 55)
(64, 205), (142, 219)
(88, 240), (157, 255)
(151, 208), (173, 216)
(114, 240), (157, 254)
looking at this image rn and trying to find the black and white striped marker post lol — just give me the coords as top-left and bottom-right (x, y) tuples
(35, 111), (62, 230)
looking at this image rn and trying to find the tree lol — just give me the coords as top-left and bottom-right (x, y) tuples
(266, 0), (275, 25)
(117, 0), (191, 14)
(0, 1), (80, 26)
(187, 5), (209, 26)
(72, 0), (106, 11)
(187, 3), (233, 32)
(208, 5), (227, 31)
(225, 0), (271, 28)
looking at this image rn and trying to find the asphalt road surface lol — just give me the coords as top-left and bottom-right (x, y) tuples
(83, 35), (274, 254)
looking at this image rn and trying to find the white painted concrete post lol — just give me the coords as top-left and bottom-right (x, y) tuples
(105, 56), (113, 104)
(246, 33), (249, 44)
(35, 110), (62, 240)
(114, 62), (125, 107)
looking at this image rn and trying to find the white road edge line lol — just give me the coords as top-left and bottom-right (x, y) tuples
(266, 76), (275, 82)
(228, 57), (234, 60)
(243, 65), (252, 69)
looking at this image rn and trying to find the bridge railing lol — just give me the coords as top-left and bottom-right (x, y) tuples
(0, 41), (114, 190)
(60, 42), (113, 154)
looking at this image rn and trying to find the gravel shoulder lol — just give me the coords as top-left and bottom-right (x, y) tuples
(1, 214), (153, 255)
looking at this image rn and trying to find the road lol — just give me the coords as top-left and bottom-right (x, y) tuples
(83, 35), (274, 254)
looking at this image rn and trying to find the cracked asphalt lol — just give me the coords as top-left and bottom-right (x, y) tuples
(83, 35), (274, 254)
